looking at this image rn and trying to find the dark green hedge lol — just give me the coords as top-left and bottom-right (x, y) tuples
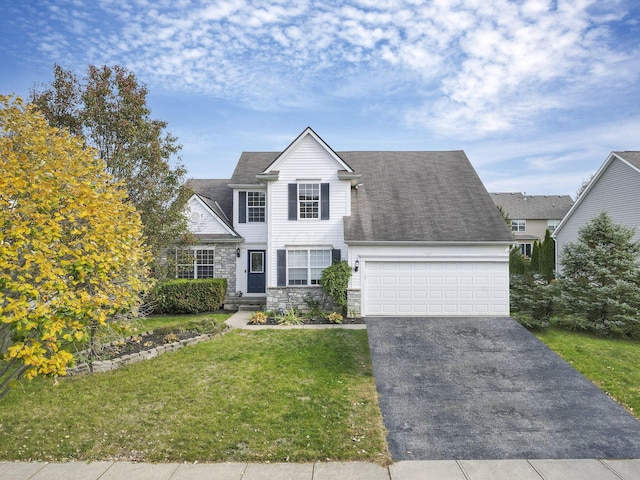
(150, 278), (227, 314)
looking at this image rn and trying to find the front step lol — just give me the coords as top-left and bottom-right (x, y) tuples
(224, 296), (266, 312)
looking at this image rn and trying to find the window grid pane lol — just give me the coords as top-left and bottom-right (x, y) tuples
(247, 192), (265, 223)
(176, 248), (194, 279)
(511, 220), (526, 232)
(288, 268), (308, 285)
(288, 250), (308, 268)
(299, 184), (319, 219)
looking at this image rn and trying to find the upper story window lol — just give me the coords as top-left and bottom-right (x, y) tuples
(175, 247), (215, 279)
(298, 183), (320, 219)
(547, 219), (560, 232)
(238, 191), (265, 224)
(288, 183), (329, 221)
(511, 220), (526, 232)
(247, 191), (265, 222)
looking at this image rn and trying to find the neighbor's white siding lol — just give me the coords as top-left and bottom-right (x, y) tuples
(555, 157), (640, 273)
(267, 135), (349, 287)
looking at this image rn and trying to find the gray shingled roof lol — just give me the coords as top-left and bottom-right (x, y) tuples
(195, 151), (514, 243)
(185, 179), (238, 236)
(229, 152), (278, 184)
(341, 151), (513, 242)
(490, 192), (573, 220)
(614, 151), (640, 171)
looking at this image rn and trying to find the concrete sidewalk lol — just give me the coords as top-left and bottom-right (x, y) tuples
(2, 459), (640, 479)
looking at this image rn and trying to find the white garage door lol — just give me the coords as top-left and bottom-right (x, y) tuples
(364, 261), (509, 316)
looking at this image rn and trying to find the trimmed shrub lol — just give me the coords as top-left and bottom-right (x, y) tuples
(149, 279), (227, 314)
(510, 274), (559, 330)
(319, 261), (352, 313)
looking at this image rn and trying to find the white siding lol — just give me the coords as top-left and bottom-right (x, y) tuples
(186, 197), (230, 235)
(233, 190), (268, 243)
(556, 158), (640, 272)
(267, 135), (349, 287)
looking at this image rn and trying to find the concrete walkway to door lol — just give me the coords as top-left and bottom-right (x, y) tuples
(366, 316), (640, 461)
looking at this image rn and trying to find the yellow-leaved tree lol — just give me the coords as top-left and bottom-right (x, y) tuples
(0, 95), (151, 397)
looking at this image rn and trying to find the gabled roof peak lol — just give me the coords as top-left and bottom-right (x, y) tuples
(262, 127), (355, 174)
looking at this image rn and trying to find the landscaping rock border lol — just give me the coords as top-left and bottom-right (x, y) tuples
(66, 331), (222, 376)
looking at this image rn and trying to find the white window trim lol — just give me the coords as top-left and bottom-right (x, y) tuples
(175, 246), (216, 279)
(297, 183), (320, 220)
(286, 248), (331, 286)
(512, 219), (526, 232)
(247, 191), (266, 223)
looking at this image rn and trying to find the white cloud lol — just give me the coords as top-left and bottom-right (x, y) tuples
(15, 0), (640, 140)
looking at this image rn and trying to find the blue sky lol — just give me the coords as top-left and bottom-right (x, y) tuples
(1, 0), (639, 196)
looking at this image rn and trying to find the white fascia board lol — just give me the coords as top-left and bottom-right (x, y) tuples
(552, 151), (616, 238)
(263, 127), (354, 174)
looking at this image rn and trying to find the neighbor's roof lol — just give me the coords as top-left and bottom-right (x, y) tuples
(614, 151), (640, 171)
(490, 192), (573, 220)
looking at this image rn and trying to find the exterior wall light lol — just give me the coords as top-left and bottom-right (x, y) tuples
(236, 247), (241, 258)
(354, 259), (360, 272)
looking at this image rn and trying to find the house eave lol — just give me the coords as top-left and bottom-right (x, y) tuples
(345, 240), (515, 247)
(338, 171), (362, 186)
(227, 183), (267, 189)
(255, 172), (280, 182)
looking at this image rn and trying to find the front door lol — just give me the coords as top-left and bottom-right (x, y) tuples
(247, 250), (266, 293)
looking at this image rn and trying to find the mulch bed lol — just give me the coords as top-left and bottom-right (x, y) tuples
(100, 329), (205, 359)
(260, 316), (365, 326)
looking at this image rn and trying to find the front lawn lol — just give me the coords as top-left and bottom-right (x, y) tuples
(535, 329), (640, 418)
(0, 329), (388, 464)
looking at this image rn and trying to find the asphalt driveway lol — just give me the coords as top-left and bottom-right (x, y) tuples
(366, 316), (640, 460)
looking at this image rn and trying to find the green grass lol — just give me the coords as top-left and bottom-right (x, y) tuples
(0, 329), (388, 464)
(535, 328), (640, 417)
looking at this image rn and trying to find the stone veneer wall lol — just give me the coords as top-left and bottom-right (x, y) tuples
(347, 288), (362, 318)
(266, 287), (340, 313)
(214, 244), (237, 296)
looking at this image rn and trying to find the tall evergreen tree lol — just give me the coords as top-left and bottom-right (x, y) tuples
(560, 212), (640, 336)
(530, 240), (541, 273)
(30, 65), (189, 274)
(539, 229), (556, 282)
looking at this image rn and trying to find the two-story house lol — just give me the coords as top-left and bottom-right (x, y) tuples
(554, 151), (640, 274)
(180, 128), (513, 317)
(490, 192), (573, 256)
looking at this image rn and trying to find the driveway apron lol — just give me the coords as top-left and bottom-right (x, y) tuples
(366, 316), (640, 461)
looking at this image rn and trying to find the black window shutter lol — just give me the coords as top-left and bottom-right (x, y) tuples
(277, 249), (286, 286)
(288, 184), (297, 220)
(331, 248), (341, 264)
(238, 191), (246, 223)
(321, 183), (330, 220)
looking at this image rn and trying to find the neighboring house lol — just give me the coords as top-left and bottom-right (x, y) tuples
(490, 192), (573, 256)
(180, 127), (513, 317)
(554, 151), (640, 273)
